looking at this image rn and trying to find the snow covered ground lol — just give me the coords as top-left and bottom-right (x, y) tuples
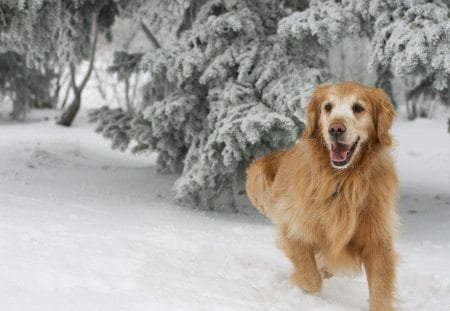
(0, 109), (449, 311)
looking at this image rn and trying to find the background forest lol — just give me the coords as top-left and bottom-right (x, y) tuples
(1, 0), (449, 209)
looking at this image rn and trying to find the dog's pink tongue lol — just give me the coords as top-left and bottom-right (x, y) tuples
(331, 142), (351, 162)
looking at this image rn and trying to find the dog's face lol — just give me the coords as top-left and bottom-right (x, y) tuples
(303, 82), (395, 169)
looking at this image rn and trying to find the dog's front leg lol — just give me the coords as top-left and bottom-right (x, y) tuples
(278, 231), (322, 292)
(362, 239), (396, 311)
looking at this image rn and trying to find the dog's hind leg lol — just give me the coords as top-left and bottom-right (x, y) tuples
(278, 228), (322, 292)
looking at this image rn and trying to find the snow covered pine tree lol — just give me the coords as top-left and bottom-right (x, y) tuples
(369, 0), (450, 118)
(91, 0), (328, 209)
(0, 52), (53, 120)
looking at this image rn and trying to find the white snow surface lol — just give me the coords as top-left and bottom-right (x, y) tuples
(0, 110), (449, 311)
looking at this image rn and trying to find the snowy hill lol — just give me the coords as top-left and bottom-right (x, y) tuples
(0, 110), (449, 311)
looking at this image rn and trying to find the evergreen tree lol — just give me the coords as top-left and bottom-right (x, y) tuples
(281, 0), (450, 113)
(0, 52), (53, 119)
(91, 0), (329, 209)
(369, 0), (450, 117)
(0, 0), (118, 122)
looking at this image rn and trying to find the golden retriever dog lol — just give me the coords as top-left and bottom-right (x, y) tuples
(246, 82), (398, 311)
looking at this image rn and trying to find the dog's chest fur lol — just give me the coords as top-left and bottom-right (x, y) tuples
(271, 142), (396, 270)
(279, 172), (368, 251)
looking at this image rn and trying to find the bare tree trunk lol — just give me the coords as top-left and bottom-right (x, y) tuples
(406, 100), (417, 120)
(94, 66), (107, 100)
(0, 8), (6, 27)
(124, 78), (133, 112)
(130, 73), (140, 107)
(111, 78), (122, 107)
(52, 73), (62, 108)
(51, 67), (70, 108)
(60, 80), (71, 109)
(58, 11), (99, 127)
(60, 92), (81, 125)
(58, 63), (81, 126)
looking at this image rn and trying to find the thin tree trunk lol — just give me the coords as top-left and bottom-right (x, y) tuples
(94, 66), (106, 100)
(59, 92), (81, 125)
(124, 78), (133, 112)
(130, 73), (140, 107)
(51, 69), (64, 108)
(60, 80), (71, 109)
(58, 63), (80, 125)
(58, 11), (99, 127)
(0, 8), (6, 27)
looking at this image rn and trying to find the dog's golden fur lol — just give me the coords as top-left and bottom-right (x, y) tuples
(246, 82), (398, 311)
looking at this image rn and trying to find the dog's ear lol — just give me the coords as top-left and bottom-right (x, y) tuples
(373, 88), (396, 147)
(302, 84), (330, 140)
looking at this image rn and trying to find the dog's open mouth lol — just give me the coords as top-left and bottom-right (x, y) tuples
(331, 137), (360, 167)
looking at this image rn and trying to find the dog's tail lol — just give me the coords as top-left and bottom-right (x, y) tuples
(246, 150), (286, 216)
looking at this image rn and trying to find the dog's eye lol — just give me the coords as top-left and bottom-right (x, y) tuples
(353, 104), (364, 113)
(324, 103), (332, 112)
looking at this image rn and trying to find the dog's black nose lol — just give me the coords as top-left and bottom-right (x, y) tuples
(328, 123), (346, 137)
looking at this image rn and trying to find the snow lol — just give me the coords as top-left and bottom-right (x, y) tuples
(0, 110), (449, 311)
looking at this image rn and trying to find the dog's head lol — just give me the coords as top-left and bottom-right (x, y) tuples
(302, 82), (395, 169)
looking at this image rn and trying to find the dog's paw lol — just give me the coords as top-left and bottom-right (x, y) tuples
(290, 270), (322, 293)
(369, 301), (395, 311)
(320, 267), (333, 279)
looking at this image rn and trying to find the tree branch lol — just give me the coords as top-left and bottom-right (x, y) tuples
(140, 21), (161, 49)
(69, 62), (78, 93)
(0, 8), (6, 27)
(79, 11), (99, 92)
